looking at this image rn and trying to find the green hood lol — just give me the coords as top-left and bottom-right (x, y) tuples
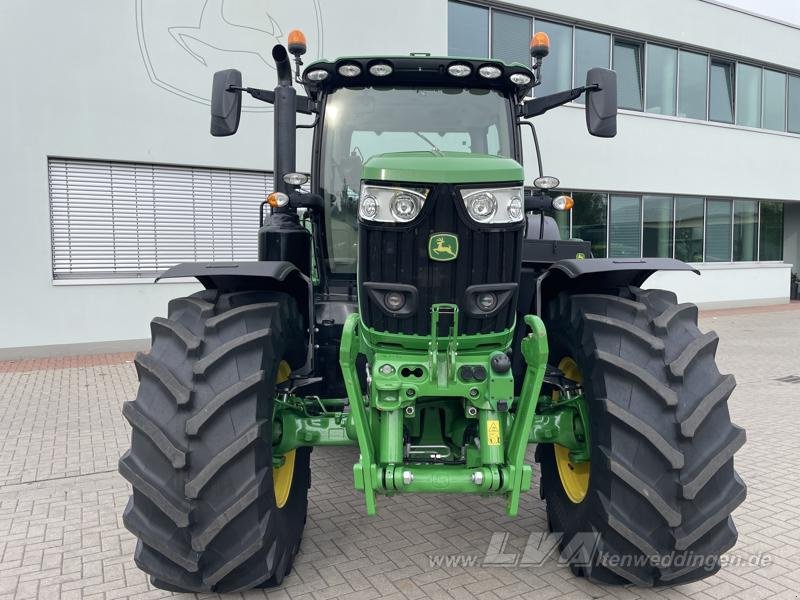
(361, 151), (523, 185)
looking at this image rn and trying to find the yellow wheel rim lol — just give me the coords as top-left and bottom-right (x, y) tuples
(273, 361), (295, 509)
(554, 357), (590, 504)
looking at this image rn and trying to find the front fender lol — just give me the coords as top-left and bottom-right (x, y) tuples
(157, 261), (313, 372)
(536, 258), (699, 315)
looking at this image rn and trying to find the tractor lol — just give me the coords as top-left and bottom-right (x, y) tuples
(120, 29), (746, 592)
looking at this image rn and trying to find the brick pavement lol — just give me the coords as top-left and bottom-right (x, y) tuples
(0, 307), (798, 599)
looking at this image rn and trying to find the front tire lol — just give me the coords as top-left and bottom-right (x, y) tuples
(119, 290), (309, 592)
(538, 286), (746, 586)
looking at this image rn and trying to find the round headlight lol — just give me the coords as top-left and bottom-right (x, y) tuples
(384, 291), (406, 311)
(338, 63), (362, 77)
(476, 292), (497, 312)
(390, 192), (419, 221)
(478, 65), (502, 79)
(447, 63), (472, 77)
(306, 69), (329, 82)
(360, 195), (378, 219)
(507, 196), (523, 221)
(283, 172), (309, 186)
(534, 175), (560, 189)
(466, 191), (497, 222)
(509, 72), (532, 86)
(369, 63), (393, 76)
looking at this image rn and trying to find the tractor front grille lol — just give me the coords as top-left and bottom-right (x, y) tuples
(358, 183), (523, 336)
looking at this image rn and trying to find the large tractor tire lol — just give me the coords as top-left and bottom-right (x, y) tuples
(119, 289), (310, 592)
(538, 286), (746, 586)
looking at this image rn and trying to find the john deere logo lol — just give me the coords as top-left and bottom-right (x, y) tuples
(429, 233), (459, 261)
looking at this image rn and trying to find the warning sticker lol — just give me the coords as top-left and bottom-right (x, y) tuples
(487, 420), (501, 446)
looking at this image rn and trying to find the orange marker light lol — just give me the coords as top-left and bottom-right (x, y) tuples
(552, 195), (574, 211)
(531, 31), (550, 58)
(267, 192), (290, 208)
(288, 29), (307, 56)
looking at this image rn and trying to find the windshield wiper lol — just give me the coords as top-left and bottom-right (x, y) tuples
(414, 132), (444, 156)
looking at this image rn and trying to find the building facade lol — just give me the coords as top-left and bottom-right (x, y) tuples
(0, 0), (797, 356)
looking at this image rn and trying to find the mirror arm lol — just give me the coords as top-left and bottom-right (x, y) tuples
(227, 86), (317, 115)
(522, 84), (599, 118)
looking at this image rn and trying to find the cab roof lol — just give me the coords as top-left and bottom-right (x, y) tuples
(301, 55), (534, 97)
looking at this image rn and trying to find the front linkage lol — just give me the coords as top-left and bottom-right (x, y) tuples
(268, 304), (590, 516)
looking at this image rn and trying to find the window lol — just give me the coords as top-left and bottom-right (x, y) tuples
(574, 28), (610, 103)
(736, 64), (762, 127)
(448, 2), (489, 58)
(759, 201), (784, 261)
(534, 20), (572, 97)
(762, 69), (787, 131)
(572, 192), (608, 257)
(675, 196), (705, 262)
(613, 40), (643, 110)
(710, 60), (735, 123)
(678, 50), (708, 119)
(646, 44), (677, 115)
(789, 75), (800, 134)
(48, 158), (270, 279)
(733, 199), (758, 261)
(609, 195), (642, 257)
(643, 195), (673, 258)
(705, 199), (732, 262)
(491, 10), (531, 66)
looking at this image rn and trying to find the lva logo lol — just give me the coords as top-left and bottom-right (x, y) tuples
(135, 0), (323, 110)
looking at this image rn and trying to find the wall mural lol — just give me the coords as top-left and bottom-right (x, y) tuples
(135, 0), (323, 110)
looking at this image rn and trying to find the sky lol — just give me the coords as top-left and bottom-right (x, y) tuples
(718, 0), (800, 26)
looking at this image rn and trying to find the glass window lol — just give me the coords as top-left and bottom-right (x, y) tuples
(789, 75), (800, 134)
(675, 196), (705, 262)
(759, 201), (784, 261)
(733, 199), (758, 261)
(613, 40), (643, 110)
(572, 192), (608, 257)
(710, 60), (734, 123)
(705, 199), (732, 262)
(736, 64), (762, 127)
(678, 50), (708, 119)
(574, 28), (610, 103)
(762, 70), (787, 131)
(491, 10), (531, 66)
(534, 20), (573, 97)
(643, 195), (673, 258)
(609, 195), (641, 258)
(448, 2), (489, 58)
(646, 44), (677, 115)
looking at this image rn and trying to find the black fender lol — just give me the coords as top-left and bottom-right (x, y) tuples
(156, 261), (313, 372)
(535, 258), (700, 315)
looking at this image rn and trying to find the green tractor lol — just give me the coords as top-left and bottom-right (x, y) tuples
(120, 30), (746, 592)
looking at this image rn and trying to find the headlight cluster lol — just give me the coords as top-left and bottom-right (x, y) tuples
(461, 187), (524, 224)
(359, 185), (429, 223)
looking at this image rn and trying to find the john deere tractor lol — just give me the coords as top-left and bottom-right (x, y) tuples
(120, 30), (746, 592)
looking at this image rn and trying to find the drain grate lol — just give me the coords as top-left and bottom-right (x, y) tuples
(775, 375), (800, 384)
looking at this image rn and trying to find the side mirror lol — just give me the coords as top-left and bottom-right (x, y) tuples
(210, 69), (242, 137)
(585, 68), (617, 138)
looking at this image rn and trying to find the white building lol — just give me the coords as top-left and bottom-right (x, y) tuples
(0, 0), (797, 358)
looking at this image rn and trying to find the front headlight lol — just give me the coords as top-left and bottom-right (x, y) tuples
(359, 185), (428, 222)
(461, 186), (524, 224)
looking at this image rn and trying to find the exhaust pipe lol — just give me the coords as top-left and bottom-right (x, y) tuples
(271, 44), (296, 196)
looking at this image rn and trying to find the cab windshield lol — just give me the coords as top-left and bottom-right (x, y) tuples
(318, 86), (514, 275)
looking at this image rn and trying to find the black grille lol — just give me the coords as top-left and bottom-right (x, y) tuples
(358, 183), (523, 335)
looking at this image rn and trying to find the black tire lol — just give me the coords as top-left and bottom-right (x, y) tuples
(119, 289), (310, 592)
(538, 286), (746, 586)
